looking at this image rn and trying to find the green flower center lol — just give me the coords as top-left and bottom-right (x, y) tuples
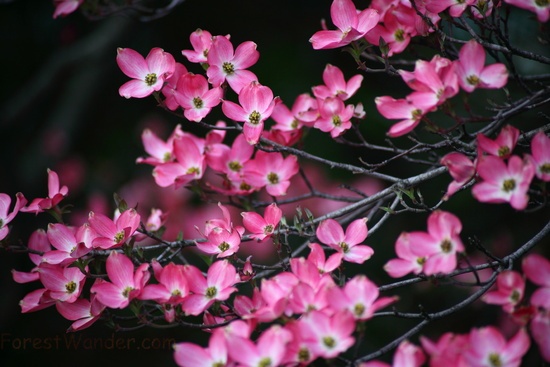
(417, 257), (426, 265)
(354, 303), (365, 317)
(440, 239), (452, 253)
(228, 161), (242, 171)
(144, 73), (157, 86)
(411, 109), (423, 119)
(332, 115), (342, 127)
(114, 230), (125, 244)
(249, 110), (261, 125)
(218, 241), (230, 252)
(540, 162), (550, 173)
(267, 172), (279, 184)
(339, 242), (350, 253)
(264, 224), (274, 234)
(187, 167), (200, 175)
(535, 0), (550, 6)
(502, 179), (516, 192)
(258, 357), (272, 367)
(510, 289), (521, 303)
(205, 286), (217, 299)
(394, 29), (405, 42)
(489, 353), (502, 367)
(65, 281), (77, 294)
(122, 286), (134, 298)
(193, 97), (203, 109)
(222, 62), (235, 74)
(298, 348), (310, 362)
(322, 336), (335, 348)
(467, 75), (480, 86)
(497, 146), (510, 157)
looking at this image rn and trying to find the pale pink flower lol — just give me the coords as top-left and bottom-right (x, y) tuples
(56, 295), (105, 332)
(477, 125), (519, 158)
(270, 93), (318, 131)
(175, 72), (223, 122)
(528, 131), (550, 181)
(207, 36), (259, 93)
(298, 309), (356, 359)
(222, 81), (278, 144)
(41, 223), (91, 265)
(384, 231), (427, 278)
(88, 209), (140, 249)
(307, 242), (343, 274)
(313, 64), (363, 100)
(136, 124), (184, 166)
(53, 0), (83, 18)
(440, 152), (476, 199)
(522, 254), (550, 309)
(364, 5), (417, 56)
(316, 218), (374, 264)
(314, 97), (355, 138)
(21, 169), (68, 214)
(241, 203), (282, 242)
(195, 226), (242, 258)
(207, 133), (254, 181)
(90, 251), (150, 309)
(181, 29), (216, 64)
(161, 63), (189, 111)
(139, 261), (189, 304)
(19, 288), (56, 313)
(455, 40), (508, 93)
(245, 150), (299, 196)
(309, 0), (380, 49)
(180, 260), (240, 316)
(504, 0), (550, 22)
(0, 192), (26, 241)
(327, 275), (397, 320)
(116, 47), (176, 99)
(472, 155), (535, 210)
(482, 270), (525, 313)
(463, 326), (530, 367)
(37, 263), (86, 303)
(406, 210), (465, 276)
(174, 328), (228, 367)
(226, 325), (292, 367)
(12, 229), (52, 284)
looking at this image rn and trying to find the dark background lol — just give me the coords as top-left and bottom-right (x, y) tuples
(1, 1), (549, 366)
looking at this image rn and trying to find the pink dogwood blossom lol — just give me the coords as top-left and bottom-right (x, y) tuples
(312, 64), (363, 101)
(482, 270), (525, 313)
(21, 169), (68, 214)
(174, 328), (228, 367)
(181, 29), (215, 64)
(0, 192), (26, 241)
(528, 131), (550, 181)
(316, 217), (373, 264)
(478, 125), (519, 159)
(504, 0), (550, 22)
(241, 203), (282, 242)
(117, 47), (176, 99)
(440, 152), (476, 199)
(175, 72), (223, 122)
(245, 150), (299, 196)
(314, 97), (355, 138)
(53, 0), (83, 18)
(472, 155), (535, 210)
(309, 0), (380, 49)
(88, 209), (140, 249)
(463, 326), (530, 367)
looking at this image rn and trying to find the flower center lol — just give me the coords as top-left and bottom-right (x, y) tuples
(354, 303), (365, 317)
(411, 109), (423, 119)
(540, 162), (550, 173)
(394, 29), (405, 42)
(291, 119), (299, 129)
(440, 239), (452, 253)
(172, 289), (182, 297)
(298, 348), (310, 362)
(218, 241), (230, 252)
(488, 353), (502, 367)
(322, 336), (336, 349)
(535, 0), (550, 6)
(187, 167), (200, 175)
(502, 179), (516, 192)
(510, 289), (521, 303)
(267, 172), (279, 184)
(249, 110), (261, 125)
(65, 281), (77, 294)
(417, 257), (426, 265)
(114, 230), (125, 244)
(258, 357), (272, 367)
(264, 224), (274, 234)
(122, 286), (134, 298)
(240, 182), (251, 191)
(144, 73), (157, 86)
(228, 161), (242, 171)
(332, 115), (342, 127)
(338, 242), (350, 253)
(205, 286), (217, 299)
(193, 97), (203, 109)
(222, 62), (235, 75)
(497, 146), (510, 157)
(163, 152), (172, 162)
(467, 75), (480, 86)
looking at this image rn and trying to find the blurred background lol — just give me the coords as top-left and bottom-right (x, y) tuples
(1, 0), (549, 366)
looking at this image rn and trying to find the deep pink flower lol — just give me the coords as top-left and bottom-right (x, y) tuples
(241, 203), (282, 242)
(37, 263), (86, 303)
(174, 328), (228, 367)
(181, 29), (215, 64)
(522, 253), (550, 309)
(314, 97), (355, 138)
(361, 340), (426, 367)
(21, 169), (68, 214)
(0, 192), (26, 241)
(90, 251), (150, 309)
(309, 0), (380, 49)
(207, 133), (254, 181)
(207, 36), (259, 93)
(175, 73), (223, 122)
(312, 64), (363, 101)
(245, 150), (299, 196)
(420, 332), (469, 367)
(528, 131), (550, 181)
(56, 295), (105, 332)
(307, 242), (343, 274)
(440, 152), (476, 200)
(140, 261), (190, 304)
(117, 47), (176, 99)
(222, 81), (278, 144)
(195, 226), (242, 258)
(482, 270), (525, 313)
(53, 0), (83, 18)
(472, 155), (535, 210)
(455, 40), (508, 93)
(477, 125), (519, 158)
(364, 5), (417, 56)
(384, 231), (426, 278)
(226, 325), (292, 367)
(161, 63), (189, 111)
(41, 223), (91, 265)
(316, 218), (374, 264)
(425, 0), (476, 17)
(136, 124), (184, 166)
(88, 209), (140, 249)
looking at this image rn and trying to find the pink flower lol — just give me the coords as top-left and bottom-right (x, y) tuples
(309, 0), (380, 50)
(455, 40), (508, 93)
(307, 242), (343, 274)
(528, 131), (550, 181)
(226, 325), (292, 367)
(312, 64), (363, 100)
(161, 63), (189, 111)
(384, 231), (427, 278)
(56, 295), (105, 332)
(37, 263), (86, 303)
(314, 97), (355, 138)
(90, 251), (150, 309)
(327, 275), (397, 320)
(175, 73), (223, 122)
(522, 254), (550, 309)
(440, 152), (476, 199)
(504, 0), (550, 23)
(405, 210), (464, 276)
(477, 125), (519, 158)
(12, 229), (51, 284)
(241, 203), (282, 242)
(207, 133), (254, 181)
(0, 192), (26, 241)
(420, 332), (469, 367)
(195, 226), (242, 258)
(245, 150), (299, 196)
(425, 0), (476, 17)
(316, 218), (374, 264)
(207, 36), (259, 93)
(181, 29), (215, 64)
(53, 0), (83, 18)
(482, 270), (525, 313)
(21, 169), (68, 214)
(180, 260), (239, 316)
(222, 81), (278, 144)
(463, 326), (530, 367)
(140, 261), (189, 304)
(361, 340), (426, 367)
(41, 223), (91, 265)
(174, 328), (228, 367)
(472, 155), (535, 210)
(88, 209), (140, 249)
(116, 47), (176, 99)
(364, 5), (417, 56)
(136, 124), (184, 166)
